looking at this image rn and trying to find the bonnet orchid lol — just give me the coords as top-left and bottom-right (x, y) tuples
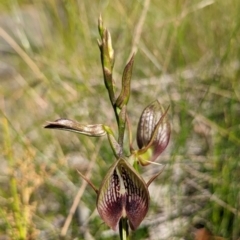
(135, 100), (171, 166)
(45, 17), (170, 239)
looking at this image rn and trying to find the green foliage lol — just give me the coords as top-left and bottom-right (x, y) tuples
(0, 0), (240, 239)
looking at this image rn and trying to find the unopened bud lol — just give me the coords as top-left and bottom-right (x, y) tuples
(136, 100), (170, 165)
(44, 119), (106, 137)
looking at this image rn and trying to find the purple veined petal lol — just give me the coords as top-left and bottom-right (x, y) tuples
(137, 102), (158, 149)
(97, 159), (124, 231)
(97, 158), (149, 231)
(118, 159), (149, 230)
(151, 113), (171, 162)
(136, 100), (170, 164)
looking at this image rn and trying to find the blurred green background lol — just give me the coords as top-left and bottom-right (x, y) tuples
(0, 0), (240, 239)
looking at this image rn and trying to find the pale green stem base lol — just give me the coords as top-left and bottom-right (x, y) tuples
(119, 218), (129, 240)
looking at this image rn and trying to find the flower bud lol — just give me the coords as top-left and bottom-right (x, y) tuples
(44, 119), (106, 137)
(136, 100), (170, 165)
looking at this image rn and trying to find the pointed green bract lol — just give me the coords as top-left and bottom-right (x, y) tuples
(103, 125), (122, 157)
(98, 15), (104, 38)
(98, 17), (115, 105)
(116, 54), (135, 109)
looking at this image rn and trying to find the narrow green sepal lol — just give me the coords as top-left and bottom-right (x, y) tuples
(98, 21), (115, 104)
(103, 125), (121, 157)
(115, 54), (135, 109)
(98, 15), (104, 38)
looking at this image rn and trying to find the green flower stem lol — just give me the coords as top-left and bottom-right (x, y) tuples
(119, 218), (130, 240)
(103, 125), (121, 157)
(116, 105), (127, 156)
(98, 17), (130, 239)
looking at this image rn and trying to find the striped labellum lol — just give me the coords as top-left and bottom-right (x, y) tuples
(97, 158), (149, 231)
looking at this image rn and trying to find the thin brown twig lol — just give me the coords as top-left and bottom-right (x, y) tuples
(60, 139), (103, 237)
(183, 164), (221, 185)
(186, 178), (240, 217)
(0, 27), (47, 83)
(156, 0), (215, 29)
(189, 110), (240, 145)
(128, 0), (150, 61)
